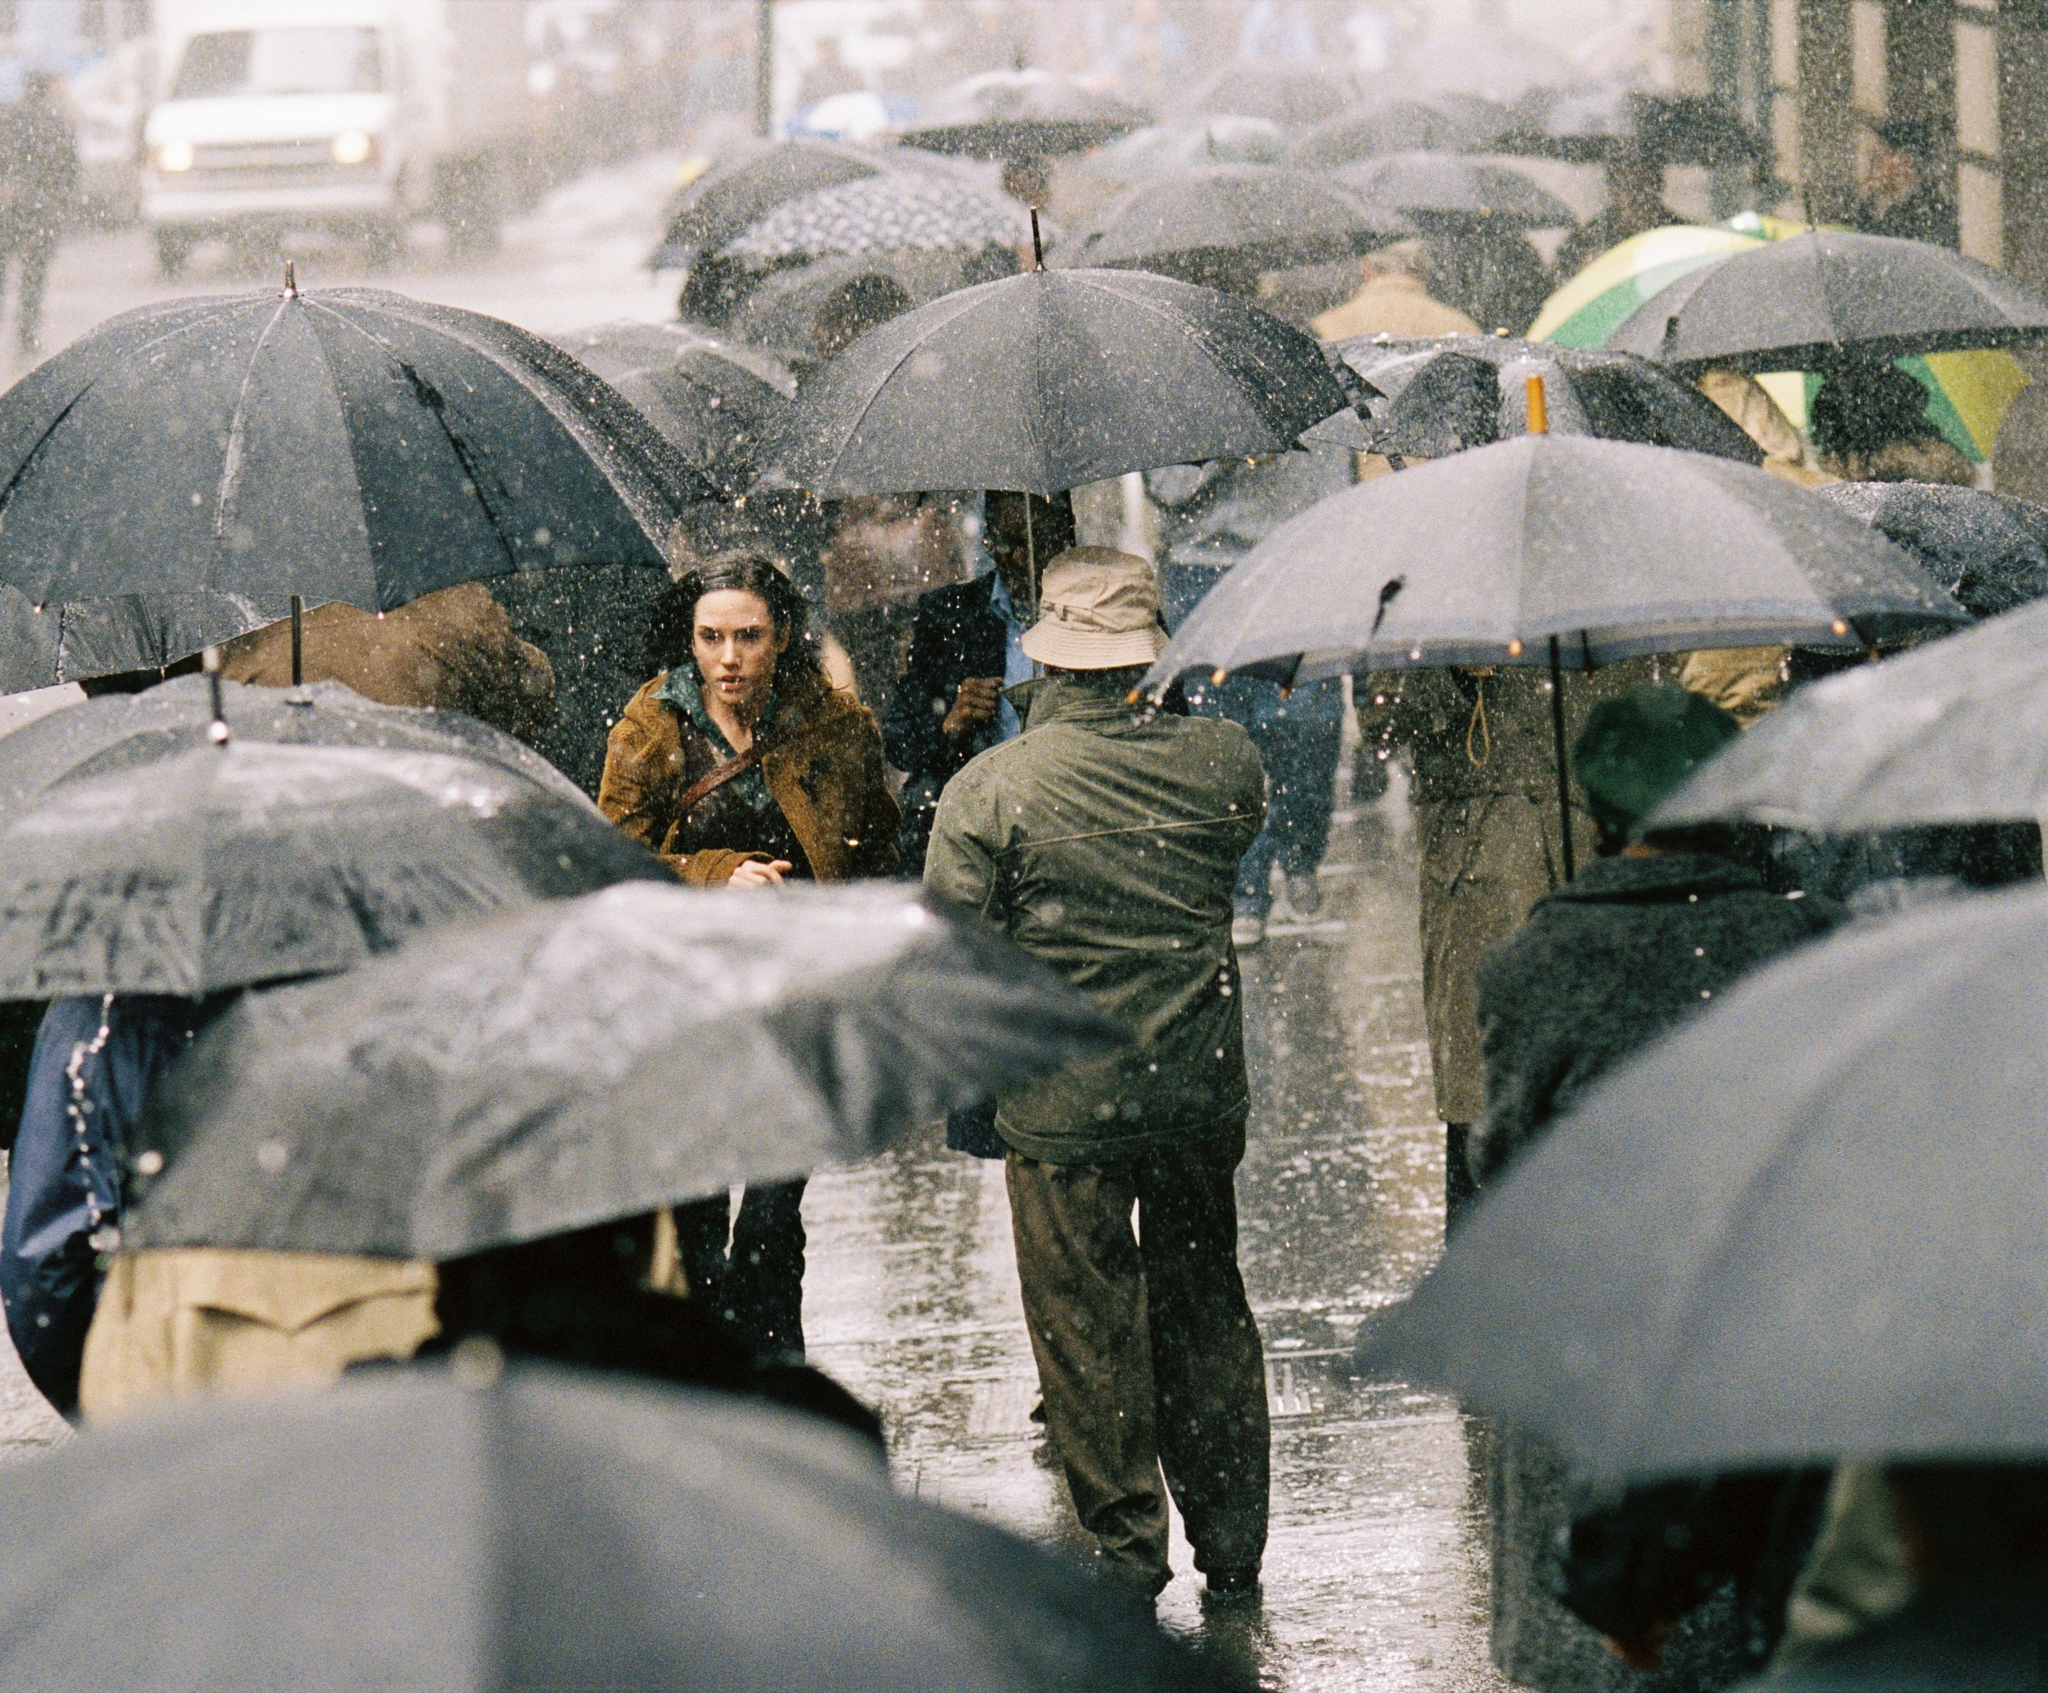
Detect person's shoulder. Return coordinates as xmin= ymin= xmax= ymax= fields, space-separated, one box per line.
xmin=914 ymin=574 xmax=994 ymax=620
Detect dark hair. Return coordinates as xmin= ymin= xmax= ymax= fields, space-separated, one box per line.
xmin=984 ymin=490 xmax=1078 ymax=557
xmin=1809 ymin=360 xmax=1935 ymax=460
xmin=812 ymin=274 xmax=914 ymax=358
xmin=643 ymin=552 xmax=825 ymax=683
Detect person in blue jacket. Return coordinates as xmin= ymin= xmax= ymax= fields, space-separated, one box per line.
xmin=1 ymin=994 xmax=232 ymax=1416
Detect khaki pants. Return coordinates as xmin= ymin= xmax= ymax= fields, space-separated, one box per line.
xmin=1005 ymin=1126 xmax=1268 ymax=1591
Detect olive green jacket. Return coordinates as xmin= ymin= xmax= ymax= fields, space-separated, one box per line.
xmin=924 ymin=673 xmax=1265 ymax=1165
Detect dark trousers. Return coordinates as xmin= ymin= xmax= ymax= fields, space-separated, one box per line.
xmin=1005 ymin=1128 xmax=1269 ymax=1591
xmin=674 ymin=1179 xmax=807 ymax=1360
xmin=2 ymin=231 xmax=54 ymax=352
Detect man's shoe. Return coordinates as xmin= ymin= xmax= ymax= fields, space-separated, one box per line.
xmin=1230 ymin=910 xmax=1266 ymax=948
xmin=1283 ymin=871 xmax=1322 ymax=917
xmin=1204 ymin=1567 xmax=1262 ymax=1600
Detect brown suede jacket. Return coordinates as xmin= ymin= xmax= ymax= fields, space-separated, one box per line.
xmin=599 ymin=665 xmax=899 ymax=886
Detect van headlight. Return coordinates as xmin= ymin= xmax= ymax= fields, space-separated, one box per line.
xmin=154 ymin=140 xmax=195 ymax=173
xmin=330 ymin=131 xmax=376 ymax=166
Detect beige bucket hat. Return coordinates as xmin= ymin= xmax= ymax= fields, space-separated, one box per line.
xmin=1018 ymin=547 xmax=1169 ymax=669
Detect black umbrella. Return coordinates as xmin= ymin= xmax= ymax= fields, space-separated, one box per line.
xmin=1290 ymin=96 xmax=1512 ymax=165
xmin=128 ymin=883 xmax=1123 ymax=1260
xmin=898 ymin=70 xmax=1150 ymax=159
xmin=0 ymin=674 xmax=590 ymax=814
xmin=0 ymin=741 xmax=664 ymax=999
xmin=1604 ymin=232 xmax=2048 ymax=372
xmin=1498 ymin=86 xmax=1758 ymax=166
xmin=1811 ymin=481 xmax=2048 ymax=619
xmin=1653 ymin=595 xmax=2048 ymax=834
xmin=1143 ymin=433 xmax=1962 ymax=876
xmin=1183 ymin=64 xmax=1356 ymax=130
xmin=1331 ymin=153 xmax=1573 ymax=228
xmin=721 ymin=172 xmax=1032 ymax=269
xmin=1306 ymin=334 xmax=1764 ymax=462
xmin=649 ymin=138 xmax=889 ymax=270
xmin=552 ymin=320 xmax=796 ymax=497
xmin=1358 ymin=882 xmax=2048 ymax=1480
xmin=1064 ymin=164 xmax=1407 ymax=278
xmin=723 ymin=251 xmax=958 ymax=355
xmin=0 ymin=284 xmax=706 ymax=693
xmin=0 ymin=1361 xmax=1219 ymax=1692
xmin=772 ymin=266 xmax=1349 ymax=498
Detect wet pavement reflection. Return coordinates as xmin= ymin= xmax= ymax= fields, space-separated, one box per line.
xmin=807 ymin=761 xmax=1510 ymax=1692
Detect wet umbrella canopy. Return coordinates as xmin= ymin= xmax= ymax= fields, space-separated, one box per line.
xmin=721 ymin=173 xmax=1032 ymax=268
xmin=0 ymin=1362 xmax=1220 ymax=1692
xmin=649 ymin=138 xmax=890 ymax=269
xmin=898 ymin=70 xmax=1150 ymax=159
xmin=1310 ymin=334 xmax=1764 ymax=461
xmin=773 ymin=266 xmax=1348 ymax=497
xmin=1604 ymin=232 xmax=2048 ymax=372
xmin=551 ymin=319 xmax=796 ymax=498
xmin=1065 ymin=164 xmax=1407 ymax=277
xmin=1331 ymin=154 xmax=1573 ymax=229
xmin=1810 ymin=480 xmax=2048 ymax=619
xmin=1143 ymin=435 xmax=1963 ymax=689
xmin=0 ymin=285 xmax=706 ymax=689
xmin=127 ymin=883 xmax=1124 ymax=1260
xmin=1290 ymin=96 xmax=1513 ymax=165
xmin=1499 ymin=87 xmax=1758 ymax=166
xmin=0 ymin=674 xmax=592 ymax=814
xmin=1652 ymin=595 xmax=2048 ymax=833
xmin=0 ymin=742 xmax=664 ymax=998
xmin=1359 ymin=883 xmax=2048 ymax=1480
xmin=1183 ymin=63 xmax=1356 ymax=131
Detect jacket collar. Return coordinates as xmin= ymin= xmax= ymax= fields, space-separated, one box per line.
xmin=1014 ymin=670 xmax=1152 ymax=733
xmin=653 ymin=663 xmax=832 ymax=755
xmin=1547 ymin=850 xmax=1765 ymax=904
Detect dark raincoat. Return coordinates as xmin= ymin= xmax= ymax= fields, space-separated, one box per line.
xmin=1 ymin=995 xmax=227 ymax=1414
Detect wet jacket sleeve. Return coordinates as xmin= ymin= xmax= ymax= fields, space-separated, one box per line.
xmin=598 ymin=683 xmax=683 ymax=859
xmin=922 ymin=770 xmax=1008 ymax=927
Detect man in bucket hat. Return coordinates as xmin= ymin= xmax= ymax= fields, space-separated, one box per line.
xmin=925 ymin=548 xmax=1272 ymax=1602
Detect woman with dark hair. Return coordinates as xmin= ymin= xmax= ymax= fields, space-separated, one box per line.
xmin=599 ymin=552 xmax=898 ymax=1358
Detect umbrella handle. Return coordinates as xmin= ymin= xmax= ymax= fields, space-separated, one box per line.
xmin=290 ymin=594 xmax=303 ymax=688
xmin=202 ymin=646 xmax=229 ymax=747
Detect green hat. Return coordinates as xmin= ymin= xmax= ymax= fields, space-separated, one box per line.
xmin=1572 ymin=684 xmax=1741 ymax=831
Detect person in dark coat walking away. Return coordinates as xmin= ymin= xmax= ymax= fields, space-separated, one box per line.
xmin=600 ymin=553 xmax=898 ymax=1361
xmin=883 ymin=491 xmax=1077 ymax=875
xmin=924 ymin=549 xmax=1271 ymax=1602
xmin=1470 ymin=683 xmax=1847 ymax=1693
xmin=0 ymin=70 xmax=77 ymax=358
xmin=1853 ymin=118 xmax=1957 ymax=250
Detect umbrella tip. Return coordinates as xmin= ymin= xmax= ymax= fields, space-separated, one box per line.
xmin=1526 ymin=372 xmax=1548 ymax=435
xmin=1030 ymin=206 xmax=1044 ymax=271
xmin=282 ymin=259 xmax=298 ymax=299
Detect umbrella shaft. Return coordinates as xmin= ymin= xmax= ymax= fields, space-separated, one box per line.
xmin=1549 ymin=635 xmax=1574 ymax=883
xmin=290 ymin=595 xmax=303 ymax=688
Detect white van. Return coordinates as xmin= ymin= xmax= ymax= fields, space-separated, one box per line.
xmin=141 ymin=0 xmax=532 ymax=275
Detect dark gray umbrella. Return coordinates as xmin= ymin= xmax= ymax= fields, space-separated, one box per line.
xmin=1604 ymin=232 xmax=2048 ymax=372
xmin=773 ymin=266 xmax=1349 ymax=498
xmin=1183 ymin=64 xmax=1356 ymax=130
xmin=721 ymin=173 xmax=1032 ymax=268
xmin=1357 ymin=883 xmax=2048 ymax=1480
xmin=898 ymin=70 xmax=1150 ymax=159
xmin=1144 ymin=435 xmax=1962 ymax=688
xmin=0 ymin=741 xmax=664 ymax=998
xmin=0 ymin=284 xmax=706 ymax=693
xmin=0 ymin=673 xmax=590 ymax=812
xmin=1653 ymin=595 xmax=2048 ymax=833
xmin=1498 ymin=86 xmax=1758 ymax=166
xmin=1307 ymin=334 xmax=1763 ymax=462
xmin=552 ymin=319 xmax=796 ymax=497
xmin=650 ymin=137 xmax=890 ymax=270
xmin=127 ymin=883 xmax=1124 ymax=1260
xmin=0 ymin=1361 xmax=1217 ymax=1692
xmin=1065 ymin=164 xmax=1407 ymax=277
xmin=1331 ymin=153 xmax=1573 ymax=228
xmin=1290 ymin=96 xmax=1512 ymax=165
xmin=1811 ymin=480 xmax=2048 ymax=619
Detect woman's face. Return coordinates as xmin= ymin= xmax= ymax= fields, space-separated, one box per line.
xmin=693 ymin=588 xmax=788 ymax=714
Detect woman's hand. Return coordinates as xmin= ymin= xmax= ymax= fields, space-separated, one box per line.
xmin=727 ymin=858 xmax=793 ymax=889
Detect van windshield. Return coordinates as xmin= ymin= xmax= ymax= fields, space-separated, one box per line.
xmin=171 ymin=27 xmax=383 ymax=100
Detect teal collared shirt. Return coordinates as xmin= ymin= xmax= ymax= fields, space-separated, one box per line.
xmin=652 ymin=667 xmax=780 ymax=810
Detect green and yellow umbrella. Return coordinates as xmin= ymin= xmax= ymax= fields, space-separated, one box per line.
xmin=1532 ymin=214 xmax=2029 ymax=463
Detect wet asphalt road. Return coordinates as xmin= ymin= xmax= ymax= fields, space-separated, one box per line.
xmin=0 ymin=153 xmax=1509 ymax=1692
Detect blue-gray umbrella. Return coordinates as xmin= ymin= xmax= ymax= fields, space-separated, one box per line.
xmin=1358 ymin=883 xmax=2048 ymax=1480
xmin=126 ymin=882 xmax=1124 ymax=1260
xmin=0 ymin=1362 xmax=1218 ymax=1692
xmin=721 ymin=173 xmax=1031 ymax=268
